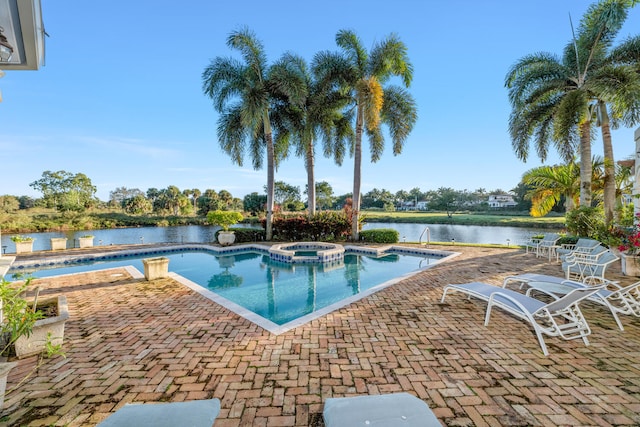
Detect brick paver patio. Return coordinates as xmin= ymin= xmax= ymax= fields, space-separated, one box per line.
xmin=2 ymin=244 xmax=640 ymax=426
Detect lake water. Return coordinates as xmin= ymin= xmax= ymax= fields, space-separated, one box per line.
xmin=0 ymin=222 xmax=557 ymax=253
xmin=363 ymin=222 xmax=558 ymax=246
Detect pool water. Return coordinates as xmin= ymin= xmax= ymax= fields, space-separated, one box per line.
xmin=9 ymin=248 xmax=444 ymax=328
xmin=294 ymin=250 xmax=318 ymax=257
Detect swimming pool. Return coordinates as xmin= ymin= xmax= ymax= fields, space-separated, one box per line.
xmin=8 ymin=244 xmax=457 ymax=333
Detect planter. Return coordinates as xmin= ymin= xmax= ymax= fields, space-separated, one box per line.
xmin=217 ymin=231 xmax=236 ymax=246
xmin=14 ymin=241 xmax=33 ymax=254
xmin=620 ymin=253 xmax=640 ymax=277
xmin=78 ymin=237 xmax=94 ymax=248
xmin=0 ymin=361 xmax=17 ymax=410
xmin=142 ymin=257 xmax=170 ymax=281
xmin=14 ymin=296 xmax=69 ymax=359
xmin=50 ymin=238 xmax=68 ymax=251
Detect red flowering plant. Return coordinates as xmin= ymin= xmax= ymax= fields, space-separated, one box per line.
xmin=614 ymin=212 xmax=640 ymax=256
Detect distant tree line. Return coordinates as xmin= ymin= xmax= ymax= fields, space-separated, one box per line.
xmin=0 ymin=170 xmax=534 ymax=217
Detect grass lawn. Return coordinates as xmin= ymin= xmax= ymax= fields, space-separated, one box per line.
xmin=362 ymin=211 xmax=565 ymax=229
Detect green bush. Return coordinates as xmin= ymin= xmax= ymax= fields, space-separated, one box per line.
xmin=224 ymin=227 xmax=265 ymax=243
xmin=556 ymin=235 xmax=577 ymax=246
xmin=359 ymin=228 xmax=399 ymax=243
xmin=207 ymin=210 xmax=244 ymax=231
xmin=565 ymin=207 xmax=604 ymax=238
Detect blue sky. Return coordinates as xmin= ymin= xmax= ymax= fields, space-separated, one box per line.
xmin=1 ymin=1 xmax=639 ymax=201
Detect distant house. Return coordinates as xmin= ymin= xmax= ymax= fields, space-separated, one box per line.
xmin=488 ymin=194 xmax=517 ymax=209
xmin=397 ymin=200 xmax=428 ymax=211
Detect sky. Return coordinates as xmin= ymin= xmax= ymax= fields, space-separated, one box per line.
xmin=1 ymin=0 xmax=639 ymax=202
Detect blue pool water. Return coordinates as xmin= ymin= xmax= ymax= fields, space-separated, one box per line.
xmin=8 ymin=247 xmax=445 ymax=327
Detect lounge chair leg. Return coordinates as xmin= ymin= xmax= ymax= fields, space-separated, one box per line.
xmin=534 ymin=329 xmax=549 ymax=356
xmin=484 ymin=303 xmax=493 ymax=326
xmin=611 ymin=311 xmax=625 ymax=331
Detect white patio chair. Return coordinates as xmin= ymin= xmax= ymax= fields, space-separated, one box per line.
xmin=522 ymin=233 xmax=561 ymax=259
xmin=441 ymin=281 xmax=604 ymax=356
xmin=503 ymin=273 xmax=640 ymax=331
xmin=535 ymin=233 xmax=561 ymax=260
xmin=555 ymin=238 xmax=602 ymax=262
xmin=562 ymin=250 xmax=619 ymax=282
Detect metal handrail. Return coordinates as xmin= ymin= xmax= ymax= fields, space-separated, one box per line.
xmin=419 ymin=226 xmax=430 ymax=246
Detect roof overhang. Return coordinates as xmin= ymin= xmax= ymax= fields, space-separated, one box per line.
xmin=0 ymin=0 xmax=45 ymax=70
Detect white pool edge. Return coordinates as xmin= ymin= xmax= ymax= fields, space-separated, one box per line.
xmin=9 ymin=243 xmax=461 ymax=335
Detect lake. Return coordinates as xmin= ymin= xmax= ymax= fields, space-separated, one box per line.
xmin=0 ymin=222 xmax=557 ymax=254
xmin=362 ymin=222 xmax=557 ymax=246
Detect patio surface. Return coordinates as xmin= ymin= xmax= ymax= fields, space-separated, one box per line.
xmin=2 ymin=244 xmax=640 ymax=426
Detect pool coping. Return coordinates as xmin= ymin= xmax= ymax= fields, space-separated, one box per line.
xmin=7 ymin=243 xmax=461 ymax=335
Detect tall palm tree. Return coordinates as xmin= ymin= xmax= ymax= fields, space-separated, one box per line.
xmin=202 ymin=28 xmax=279 ymax=240
xmin=328 ymin=30 xmax=418 ymax=240
xmin=506 ymin=0 xmax=640 ymax=219
xmin=268 ymin=52 xmax=354 ymax=217
xmin=506 ymin=49 xmax=595 ymax=209
xmin=577 ymin=0 xmax=640 ymax=225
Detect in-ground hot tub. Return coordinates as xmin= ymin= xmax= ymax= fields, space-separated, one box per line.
xmin=268 ymin=242 xmax=345 ymax=264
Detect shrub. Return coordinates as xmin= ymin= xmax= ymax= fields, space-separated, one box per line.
xmin=224 ymin=227 xmax=265 ymax=243
xmin=10 ymin=235 xmax=34 ymax=243
xmin=557 ymin=235 xmax=577 ymax=246
xmin=359 ymin=228 xmax=399 ymax=243
xmin=207 ymin=210 xmax=244 ymax=231
xmin=565 ymin=207 xmax=604 ymax=238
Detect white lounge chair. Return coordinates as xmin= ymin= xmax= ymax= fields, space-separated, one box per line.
xmin=323 ymin=392 xmax=441 ymax=427
xmin=441 ymin=281 xmax=603 ymax=356
xmin=503 ymin=273 xmax=640 ymax=331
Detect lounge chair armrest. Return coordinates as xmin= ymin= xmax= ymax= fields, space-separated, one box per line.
xmin=525 ymin=287 xmax=562 ymax=300
xmin=568 ymin=253 xmax=600 ymax=264
xmin=582 ymin=276 xmax=622 ymax=290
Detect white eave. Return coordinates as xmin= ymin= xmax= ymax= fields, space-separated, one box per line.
xmin=0 ymin=0 xmax=45 ymax=70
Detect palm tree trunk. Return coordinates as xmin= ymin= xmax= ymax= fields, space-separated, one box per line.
xmin=264 ymin=111 xmax=275 ymax=241
xmin=306 ymin=140 xmax=316 ymax=218
xmin=599 ymin=101 xmax=616 ymax=226
xmin=579 ymin=121 xmax=592 ymax=208
xmin=352 ymin=104 xmax=364 ymax=241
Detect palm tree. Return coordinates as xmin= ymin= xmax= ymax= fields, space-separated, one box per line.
xmin=202 ymin=27 xmax=279 ymax=240
xmin=523 ymin=157 xmax=607 ymax=217
xmin=523 ymin=162 xmax=581 ymax=216
xmin=506 ymin=0 xmax=640 ymax=221
xmin=506 ymin=49 xmax=595 ymax=209
xmin=615 ymin=160 xmax=634 ymax=207
xmin=268 ymin=52 xmax=354 ymax=217
xmin=327 ymin=30 xmax=417 ymax=240
xmin=577 ymin=0 xmax=640 ymax=225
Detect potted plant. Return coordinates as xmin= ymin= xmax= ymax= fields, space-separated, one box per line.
xmin=10 ymin=236 xmax=34 ymax=254
xmin=609 ymin=215 xmax=640 ymax=276
xmin=207 ymin=210 xmax=244 ymax=246
xmin=0 ymin=277 xmax=66 ymax=409
xmin=78 ymin=235 xmax=94 ymax=248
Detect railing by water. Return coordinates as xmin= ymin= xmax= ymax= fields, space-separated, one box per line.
xmin=419 ymin=226 xmax=430 ymax=246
